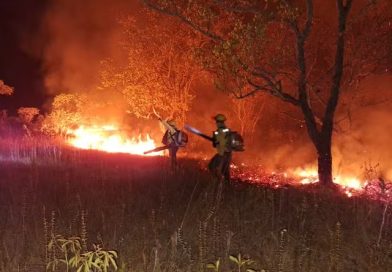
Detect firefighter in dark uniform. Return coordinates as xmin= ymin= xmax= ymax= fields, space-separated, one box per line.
xmin=208 ymin=114 xmax=232 ymax=182
xmin=159 ymin=118 xmax=180 ymax=170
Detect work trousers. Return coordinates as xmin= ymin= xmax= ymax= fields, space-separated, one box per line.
xmin=208 ymin=152 xmax=232 ymax=181
xmin=168 ymin=145 xmax=179 ymax=171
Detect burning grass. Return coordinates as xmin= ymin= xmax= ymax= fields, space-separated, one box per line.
xmin=230 ymin=163 xmax=388 ymax=200
xmin=66 ymin=124 xmax=162 ymax=156
xmin=0 ymin=138 xmax=391 ymax=271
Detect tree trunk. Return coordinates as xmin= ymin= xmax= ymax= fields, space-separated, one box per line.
xmin=316 ymin=135 xmax=333 ymax=185
xmin=301 ymin=103 xmax=334 ymax=186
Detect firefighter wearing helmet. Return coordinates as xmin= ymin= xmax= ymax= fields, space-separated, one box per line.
xmin=159 ymin=118 xmax=180 ymax=170
xmin=208 ymin=113 xmax=232 ymax=182
xmin=155 ymin=116 xmax=188 ymax=171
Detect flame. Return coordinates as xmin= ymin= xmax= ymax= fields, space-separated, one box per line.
xmin=63 ymin=126 xmax=384 ymax=199
xmin=66 ymin=125 xmax=161 ymax=156
xmin=290 ymin=166 xmax=364 ymax=196
xmin=292 ymin=167 xmax=363 ymax=189
xmin=294 ymin=168 xmax=318 ymax=185
xmin=231 ymin=163 xmax=369 ymax=198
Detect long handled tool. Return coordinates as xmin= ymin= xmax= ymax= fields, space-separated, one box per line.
xmin=145 ymin=125 xmax=211 ymax=154
xmin=184 ymin=124 xmax=214 ymax=142
xmin=143 ymin=145 xmax=170 ymax=155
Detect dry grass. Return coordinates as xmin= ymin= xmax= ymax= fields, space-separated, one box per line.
xmin=0 ymin=138 xmax=391 ymax=271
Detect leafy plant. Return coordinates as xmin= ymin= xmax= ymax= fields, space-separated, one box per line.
xmin=69 ymin=244 xmax=118 ymax=272
xmin=206 ymin=259 xmax=221 ymax=272
xmin=46 ymin=234 xmax=118 ymax=272
xmin=229 ymin=253 xmax=256 ymax=272
xmin=47 ymin=234 xmax=82 ymax=272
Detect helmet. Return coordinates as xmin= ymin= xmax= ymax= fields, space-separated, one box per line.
xmin=167 ymin=119 xmax=176 ymax=127
xmin=213 ymin=114 xmax=227 ymax=122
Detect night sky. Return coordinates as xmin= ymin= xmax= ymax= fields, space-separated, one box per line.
xmin=0 ymin=0 xmax=390 ymax=116
xmin=0 ymin=0 xmax=49 ymax=114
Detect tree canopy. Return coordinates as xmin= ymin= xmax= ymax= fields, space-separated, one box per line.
xmin=100 ymin=11 xmax=202 ymax=125
xmin=142 ymin=0 xmax=392 ymax=184
xmin=0 ymin=80 xmax=14 ymax=96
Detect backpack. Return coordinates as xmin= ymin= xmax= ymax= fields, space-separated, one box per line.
xmin=228 ymin=131 xmax=245 ymax=152
xmin=162 ymin=130 xmax=188 ymax=147
xmin=176 ymin=130 xmax=188 ymax=147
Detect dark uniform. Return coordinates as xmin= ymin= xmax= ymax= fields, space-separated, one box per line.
xmin=161 ymin=119 xmax=179 ymax=170
xmin=208 ymin=114 xmax=232 ymax=182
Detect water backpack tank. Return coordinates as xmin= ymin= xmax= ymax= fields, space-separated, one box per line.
xmin=229 ymin=131 xmax=245 ymax=151
xmin=177 ymin=130 xmax=188 ymax=147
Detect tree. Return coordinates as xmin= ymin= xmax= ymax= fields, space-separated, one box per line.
xmin=143 ymin=0 xmax=392 ymax=185
xmin=18 ymin=107 xmax=40 ymax=136
xmin=100 ymin=11 xmax=201 ymax=126
xmin=0 ymin=81 xmax=14 ymax=135
xmin=41 ymin=93 xmax=87 ymax=136
xmin=0 ymin=80 xmax=13 ymax=96
xmin=17 ymin=107 xmax=40 ymax=124
xmin=230 ymin=94 xmax=265 ymax=145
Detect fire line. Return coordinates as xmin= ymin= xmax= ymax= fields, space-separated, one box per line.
xmin=66 ymin=125 xmax=162 ymax=156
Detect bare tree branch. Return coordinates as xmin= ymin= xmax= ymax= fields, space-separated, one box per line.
xmin=247 ymin=77 xmax=300 ymax=106
xmin=212 ymin=0 xmax=263 ymax=15
xmin=290 ymin=0 xmax=321 ymax=145
xmin=142 ymin=0 xmax=224 ymax=42
xmin=302 ymin=0 xmax=314 ymax=39
xmin=231 ymin=89 xmax=259 ymax=99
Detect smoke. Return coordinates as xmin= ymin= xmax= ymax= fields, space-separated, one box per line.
xmin=332 ymin=75 xmax=392 ymax=179
xmin=335 ymin=107 xmax=392 ymax=180
xmin=38 ymin=0 xmax=392 ymax=181
xmin=41 ymin=0 xmax=137 ymax=93
xmin=185 ymin=74 xmax=392 ymax=183
xmin=250 ymin=75 xmax=392 ymax=180
xmin=39 ymin=0 xmax=147 ymax=133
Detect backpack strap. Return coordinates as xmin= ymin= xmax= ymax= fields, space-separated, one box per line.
xmin=169 ymin=129 xmax=180 ymax=146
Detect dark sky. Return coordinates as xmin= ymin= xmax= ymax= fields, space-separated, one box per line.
xmin=0 ymin=0 xmax=49 ymax=114
xmin=0 ymin=0 xmax=390 ymax=116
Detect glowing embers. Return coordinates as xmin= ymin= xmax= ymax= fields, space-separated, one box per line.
xmin=231 ymin=164 xmax=368 ymax=198
xmin=293 ymin=167 xmax=318 ymax=185
xmin=66 ymin=125 xmax=161 ymax=156
xmin=291 ymin=166 xmax=364 ymax=196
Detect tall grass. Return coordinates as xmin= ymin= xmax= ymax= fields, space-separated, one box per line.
xmin=0 ymin=138 xmax=390 ymax=271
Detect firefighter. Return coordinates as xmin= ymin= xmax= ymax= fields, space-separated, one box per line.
xmin=159 ymin=117 xmax=180 ymax=170
xmin=208 ymin=113 xmax=232 ymax=182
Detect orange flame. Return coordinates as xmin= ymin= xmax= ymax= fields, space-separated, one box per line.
xmin=291 ymin=166 xmax=364 ymax=196
xmin=66 ymin=125 xmax=161 ymax=156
